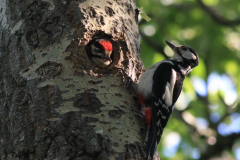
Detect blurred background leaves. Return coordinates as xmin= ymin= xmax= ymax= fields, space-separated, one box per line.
xmin=136 ymin=0 xmax=240 ymax=159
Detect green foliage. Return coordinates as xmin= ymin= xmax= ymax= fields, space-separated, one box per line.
xmin=188 ymin=100 xmax=207 ymax=118
xmin=137 ymin=0 xmax=240 ymax=159
xmin=139 ymin=7 xmax=152 ymax=22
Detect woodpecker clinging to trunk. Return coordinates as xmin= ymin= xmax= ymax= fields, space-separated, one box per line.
xmin=136 ymin=41 xmax=199 ymax=160
xmin=87 ymin=39 xmax=113 ymax=68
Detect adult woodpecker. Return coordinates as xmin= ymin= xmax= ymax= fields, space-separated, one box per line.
xmin=136 ymin=41 xmax=199 ymax=159
xmin=86 ymin=39 xmax=113 ymax=68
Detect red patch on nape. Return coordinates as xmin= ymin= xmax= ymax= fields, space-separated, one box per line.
xmin=99 ymin=40 xmax=112 ymax=51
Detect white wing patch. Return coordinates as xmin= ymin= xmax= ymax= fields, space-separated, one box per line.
xmin=137 ymin=61 xmax=174 ymax=98
xmin=162 ymin=69 xmax=177 ymax=107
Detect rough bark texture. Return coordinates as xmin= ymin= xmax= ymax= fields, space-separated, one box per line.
xmin=0 ymin=0 xmax=150 ymax=160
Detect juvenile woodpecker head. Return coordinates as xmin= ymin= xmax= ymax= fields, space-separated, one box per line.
xmin=166 ymin=41 xmax=199 ymax=68
xmin=88 ymin=39 xmax=113 ymax=68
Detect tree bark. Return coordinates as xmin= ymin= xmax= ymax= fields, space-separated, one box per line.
xmin=0 ymin=0 xmax=153 ymax=159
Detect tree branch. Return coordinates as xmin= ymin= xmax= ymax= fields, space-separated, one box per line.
xmin=199 ymin=133 xmax=240 ymax=160
xmin=196 ymin=0 xmax=240 ymax=26
xmin=139 ymin=30 xmax=169 ymax=59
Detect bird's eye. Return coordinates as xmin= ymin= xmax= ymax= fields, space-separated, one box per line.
xmin=182 ymin=46 xmax=187 ymax=51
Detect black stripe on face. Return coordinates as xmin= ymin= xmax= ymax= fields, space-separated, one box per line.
xmin=187 ymin=47 xmax=197 ymax=57
xmin=93 ymin=55 xmax=103 ymax=59
xmin=93 ymin=40 xmax=103 ymax=50
xmin=90 ymin=45 xmax=103 ymax=57
xmin=176 ymin=48 xmax=183 ymax=57
xmin=187 ymin=46 xmax=199 ymax=66
xmin=181 ymin=46 xmax=188 ymax=51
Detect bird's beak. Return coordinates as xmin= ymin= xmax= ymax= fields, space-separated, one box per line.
xmin=165 ymin=41 xmax=177 ymax=52
xmin=103 ymin=55 xmax=112 ymax=62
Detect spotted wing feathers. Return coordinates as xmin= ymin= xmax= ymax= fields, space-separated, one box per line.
xmin=152 ymin=62 xmax=176 ymax=144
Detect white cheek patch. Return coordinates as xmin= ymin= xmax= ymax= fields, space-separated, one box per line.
xmin=182 ymin=50 xmax=197 ymax=60
xmin=104 ymin=61 xmax=111 ymax=65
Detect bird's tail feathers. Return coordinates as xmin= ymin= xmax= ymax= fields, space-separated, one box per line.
xmin=146 ymin=123 xmax=157 ymax=160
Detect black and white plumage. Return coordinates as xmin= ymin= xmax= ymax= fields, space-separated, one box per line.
xmin=86 ymin=39 xmax=113 ymax=68
xmin=136 ymin=41 xmax=199 ymax=159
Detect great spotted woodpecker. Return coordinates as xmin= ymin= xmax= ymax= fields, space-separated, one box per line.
xmin=86 ymin=39 xmax=113 ymax=68
xmin=136 ymin=41 xmax=199 ymax=159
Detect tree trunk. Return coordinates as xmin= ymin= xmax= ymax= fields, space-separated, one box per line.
xmin=0 ymin=0 xmax=155 ymax=159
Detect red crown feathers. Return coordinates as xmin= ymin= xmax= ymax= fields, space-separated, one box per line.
xmin=99 ymin=40 xmax=112 ymax=51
